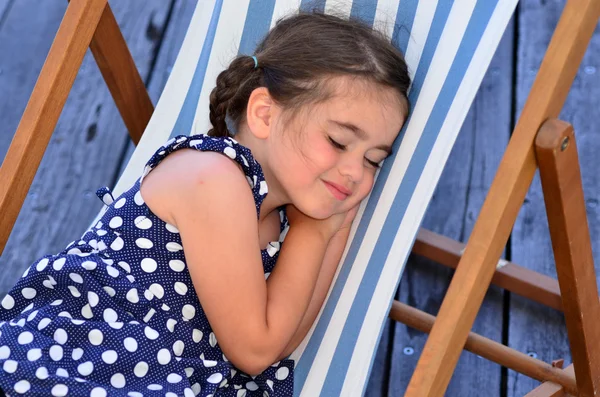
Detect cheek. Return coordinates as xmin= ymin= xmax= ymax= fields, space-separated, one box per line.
xmin=355 ymin=174 xmax=375 ymax=201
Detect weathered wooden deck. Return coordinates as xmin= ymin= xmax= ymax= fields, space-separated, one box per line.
xmin=1 ymin=1 xmax=599 ymax=396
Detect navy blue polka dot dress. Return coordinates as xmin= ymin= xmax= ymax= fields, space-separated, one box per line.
xmin=0 ymin=135 xmax=294 ymax=396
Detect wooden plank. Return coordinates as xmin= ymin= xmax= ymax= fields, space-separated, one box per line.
xmin=525 ymin=366 xmax=575 ymax=397
xmin=0 ymin=0 xmax=173 ymax=295
xmin=509 ymin=1 xmax=600 ymax=395
xmin=407 ymin=0 xmax=600 ymax=394
xmin=0 ymin=0 xmax=108 ymax=255
xmin=384 ymin=20 xmax=515 ymax=397
xmin=536 ymin=119 xmax=600 ymax=395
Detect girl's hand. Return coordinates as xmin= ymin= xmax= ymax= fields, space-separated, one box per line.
xmin=286 ymin=204 xmax=359 ymax=241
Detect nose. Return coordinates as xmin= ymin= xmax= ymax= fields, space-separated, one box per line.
xmin=339 ymin=153 xmax=364 ymax=183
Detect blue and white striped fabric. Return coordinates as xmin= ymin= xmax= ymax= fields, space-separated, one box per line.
xmin=110 ymin=1 xmax=517 ymax=395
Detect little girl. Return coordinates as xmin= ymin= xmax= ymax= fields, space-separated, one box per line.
xmin=0 ymin=10 xmax=409 ymax=397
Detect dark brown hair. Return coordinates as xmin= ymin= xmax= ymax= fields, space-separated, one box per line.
xmin=208 ymin=10 xmax=411 ymax=137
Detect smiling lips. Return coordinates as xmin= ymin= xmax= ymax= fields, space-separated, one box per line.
xmin=323 ymin=180 xmax=352 ymax=200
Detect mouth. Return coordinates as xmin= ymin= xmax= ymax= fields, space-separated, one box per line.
xmin=323 ymin=180 xmax=351 ymax=201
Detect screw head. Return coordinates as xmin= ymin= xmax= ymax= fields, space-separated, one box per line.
xmin=561 ymin=137 xmax=569 ymax=151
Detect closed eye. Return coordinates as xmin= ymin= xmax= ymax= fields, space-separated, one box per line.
xmin=328 ymin=136 xmax=346 ymax=150
xmin=365 ymin=159 xmax=381 ymax=168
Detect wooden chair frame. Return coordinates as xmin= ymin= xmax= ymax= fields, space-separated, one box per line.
xmin=1 ymin=0 xmax=599 ymax=395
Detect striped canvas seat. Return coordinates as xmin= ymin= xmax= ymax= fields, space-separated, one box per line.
xmin=107 ymin=0 xmax=518 ymax=395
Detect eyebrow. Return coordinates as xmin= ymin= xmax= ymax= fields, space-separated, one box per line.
xmin=330 ymin=120 xmax=393 ymax=155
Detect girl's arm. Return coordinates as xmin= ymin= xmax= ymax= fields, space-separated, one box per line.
xmin=141 ymin=149 xmax=343 ymax=376
xmin=276 ymin=224 xmax=351 ymax=360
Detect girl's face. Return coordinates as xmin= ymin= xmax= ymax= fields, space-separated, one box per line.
xmin=268 ymin=78 xmax=407 ymax=219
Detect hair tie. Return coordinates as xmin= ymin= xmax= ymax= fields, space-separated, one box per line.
xmin=251 ymin=55 xmax=258 ymax=69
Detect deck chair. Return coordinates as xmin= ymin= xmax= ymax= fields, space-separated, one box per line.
xmin=1 ymin=0 xmax=599 ymax=395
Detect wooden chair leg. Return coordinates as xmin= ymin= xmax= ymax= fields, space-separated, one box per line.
xmin=525 ymin=366 xmax=575 ymax=397
xmin=405 ymin=1 xmax=600 ymax=395
xmin=0 ymin=0 xmax=107 ymax=256
xmin=89 ymin=3 xmax=154 ymax=145
xmin=535 ymin=119 xmax=600 ymax=396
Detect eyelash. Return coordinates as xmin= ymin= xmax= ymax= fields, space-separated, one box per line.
xmin=328 ymin=137 xmax=381 ymax=168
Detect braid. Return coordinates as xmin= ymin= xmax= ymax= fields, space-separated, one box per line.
xmin=208 ymin=56 xmax=258 ymax=137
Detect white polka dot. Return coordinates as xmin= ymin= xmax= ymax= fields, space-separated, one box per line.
xmin=259 ymin=180 xmax=268 ymax=195
xmin=87 ymin=291 xmax=99 ymax=307
xmin=72 ymin=320 xmax=85 ymax=326
xmin=111 ymin=373 xmax=126 ymax=388
xmin=81 ymin=304 xmax=94 ymax=319
xmin=114 ymin=198 xmax=126 ymax=209
xmin=103 ymin=286 xmax=116 ymax=297
xmin=147 ymin=384 xmax=163 ymax=391
xmin=3 ymin=359 xmax=17 ymax=373
xmin=68 ymin=286 xmax=81 ymax=298
xmin=144 ymin=289 xmax=154 ymax=300
xmin=174 ymin=282 xmax=188 ymax=295
xmin=109 ymin=321 xmax=123 ymax=330
xmin=224 ymin=146 xmax=237 ymax=159
xmin=52 ymin=300 xmax=63 ymax=307
xmin=207 ymin=373 xmax=223 ymax=384
xmin=173 ymin=340 xmax=185 ymax=356
xmin=166 ymin=223 xmax=179 ymax=233
xmin=144 ymin=326 xmax=159 ymax=340
xmin=88 ymin=329 xmax=103 ymax=345
xmin=237 ymin=390 xmax=247 ymax=397
xmin=54 ymin=329 xmax=68 ymax=344
xmin=185 ymin=367 xmax=194 ymax=378
xmin=134 ymin=191 xmax=144 ymax=205
xmin=103 ymin=308 xmax=118 ymax=322
xmin=58 ymin=311 xmax=72 ymax=319
xmin=166 ymin=319 xmax=177 ymax=332
xmin=166 ymin=242 xmax=183 ymax=252
xmin=203 ymin=359 xmax=217 ymax=367
xmin=90 ymin=387 xmax=107 ymax=397
xmin=49 ymin=345 xmax=63 ymax=361
xmin=109 ymin=216 xmax=123 ymax=229
xmin=128 ymin=393 xmax=143 ymax=397
xmin=191 ymin=383 xmax=201 ymax=395
xmin=167 ymin=373 xmax=182 ymax=383
xmin=166 ymin=393 xmax=178 ymax=397
xmin=111 ymin=237 xmax=124 ymax=251
xmin=77 ymin=361 xmax=94 ymax=376
xmin=209 ymin=332 xmax=217 ymax=347
xmin=135 ymin=217 xmax=153 ymax=229
xmin=18 ymin=331 xmax=33 ymax=345
xmin=157 ymin=348 xmax=171 ymax=365
xmin=26 ymin=309 xmax=38 ymax=321
xmin=51 ymin=384 xmax=69 ymax=397
xmin=72 ymin=348 xmax=84 ymax=360
xmin=169 ymin=260 xmax=185 ymax=272
xmin=276 ymin=367 xmax=289 ymax=380
xmin=36 ymin=366 xmax=48 ymax=380
xmin=27 ymin=348 xmax=42 ymax=361
xmin=136 ymin=238 xmax=153 ymax=249
xmin=2 ymin=295 xmax=15 ymax=309
xmin=192 ymin=329 xmax=203 ymax=343
xmin=106 ymin=266 xmax=120 ymax=278
xmin=102 ymin=350 xmax=118 ymax=364
xmin=266 ymin=379 xmax=274 ymax=390
xmin=36 ymin=258 xmax=49 ymax=271
xmin=69 ymin=273 xmax=83 ymax=284
xmin=246 ymin=381 xmax=259 ymax=391
xmin=118 ymin=261 xmax=131 ymax=273
xmin=123 ymin=337 xmax=138 ymax=352
xmin=141 ymin=258 xmax=157 ymax=273
xmin=182 ymin=305 xmax=195 ymax=320
xmin=38 ymin=318 xmax=51 ymax=330
xmin=149 ymin=283 xmax=164 ymax=299
xmin=14 ymin=379 xmax=30 ymax=394
xmin=126 ymin=288 xmax=139 ymax=303
xmin=82 ymin=261 xmax=97 ymax=271
xmin=53 ymin=257 xmax=66 ymax=270
xmin=134 ymin=361 xmax=148 ymax=377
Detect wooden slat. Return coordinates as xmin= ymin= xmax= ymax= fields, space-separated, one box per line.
xmin=389 ymin=301 xmax=578 ymax=395
xmin=89 ymin=3 xmax=154 ymax=145
xmin=385 ymin=22 xmax=515 ymax=396
xmin=413 ymin=228 xmax=563 ymax=311
xmin=536 ymin=119 xmax=600 ymax=396
xmin=0 ymin=0 xmax=107 ymax=255
xmin=525 ymin=366 xmax=575 ymax=397
xmin=405 ymin=1 xmax=600 ymax=395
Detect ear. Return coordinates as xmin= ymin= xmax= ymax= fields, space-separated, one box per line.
xmin=246 ymin=87 xmax=275 ymax=139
